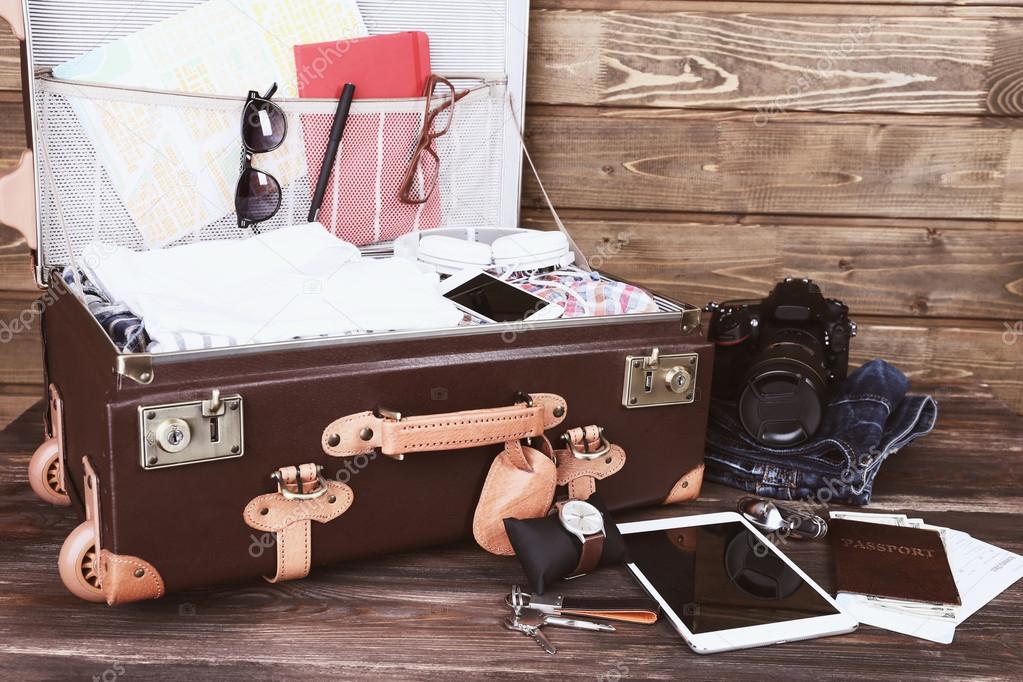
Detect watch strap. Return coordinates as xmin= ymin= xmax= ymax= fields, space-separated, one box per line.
xmin=571 ymin=532 xmax=605 ymax=577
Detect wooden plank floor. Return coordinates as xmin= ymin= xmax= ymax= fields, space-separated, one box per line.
xmin=0 ymin=380 xmax=1020 ymax=681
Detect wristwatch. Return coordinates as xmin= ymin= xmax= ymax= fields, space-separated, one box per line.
xmin=557 ymin=500 xmax=606 ymax=577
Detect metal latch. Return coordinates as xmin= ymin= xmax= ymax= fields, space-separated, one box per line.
xmin=622 ymin=349 xmax=699 ymax=408
xmin=272 ymin=465 xmax=330 ymax=501
xmin=139 ymin=391 xmax=244 ymax=470
xmin=561 ymin=427 xmax=612 ymax=461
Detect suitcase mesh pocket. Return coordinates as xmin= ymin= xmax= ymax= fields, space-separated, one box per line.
xmin=33 ymin=75 xmax=506 ymax=268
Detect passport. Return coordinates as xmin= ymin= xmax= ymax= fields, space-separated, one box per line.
xmin=830 ymin=519 xmax=961 ymax=605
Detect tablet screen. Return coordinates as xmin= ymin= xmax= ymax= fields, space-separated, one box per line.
xmin=624 ymin=521 xmax=838 ymax=634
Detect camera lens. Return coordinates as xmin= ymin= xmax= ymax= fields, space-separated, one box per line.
xmin=737 ymin=330 xmax=828 ymax=447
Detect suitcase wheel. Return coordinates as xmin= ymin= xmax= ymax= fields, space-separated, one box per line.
xmin=28 ymin=438 xmax=71 ymax=507
xmin=58 ymin=522 xmax=105 ymax=602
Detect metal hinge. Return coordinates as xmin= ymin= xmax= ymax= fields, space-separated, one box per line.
xmin=139 ymin=391 xmax=244 ymax=470
xmin=622 ymin=348 xmax=699 ymax=408
xmin=116 ymin=354 xmax=155 ymax=385
xmin=680 ymin=308 xmax=702 ymax=335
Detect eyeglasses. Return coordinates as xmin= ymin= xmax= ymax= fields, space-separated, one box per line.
xmin=236 ymin=83 xmax=287 ymax=230
xmin=399 ymin=76 xmax=469 ymax=205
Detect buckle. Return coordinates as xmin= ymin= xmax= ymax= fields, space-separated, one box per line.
xmin=377 ymin=407 xmax=403 ymax=422
xmin=375 ymin=408 xmax=405 ymax=461
xmin=272 ymin=466 xmax=330 ymax=501
xmin=513 ymin=392 xmax=534 ymax=408
xmin=511 ymin=393 xmax=538 ymax=447
xmin=562 ymin=427 xmax=612 ymax=461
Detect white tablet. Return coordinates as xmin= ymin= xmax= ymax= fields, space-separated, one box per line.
xmin=618 ymin=512 xmax=857 ymax=654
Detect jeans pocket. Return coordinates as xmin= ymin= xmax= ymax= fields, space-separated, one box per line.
xmin=881 ymin=395 xmax=939 ymax=454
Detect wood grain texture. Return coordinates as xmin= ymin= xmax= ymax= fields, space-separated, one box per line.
xmin=0 ymin=294 xmax=43 ymax=385
xmin=0 ymin=100 xmax=32 ymax=293
xmin=524 ymin=210 xmax=1023 ymax=319
xmin=529 ymin=10 xmax=1023 ymax=115
xmin=0 ymin=383 xmax=39 ymax=430
xmin=535 ymin=1 xmax=1023 ymax=16
xmin=0 ymin=32 xmax=18 ymax=93
xmin=0 ymin=383 xmax=1020 ymax=680
xmin=523 ymin=107 xmax=1023 ymax=221
xmin=526 ymin=209 xmax=1023 ymax=413
xmin=0 ymin=102 xmax=26 ymax=170
xmin=852 ymin=317 xmax=1023 ymax=417
xmin=0 ymin=226 xmax=33 ymax=292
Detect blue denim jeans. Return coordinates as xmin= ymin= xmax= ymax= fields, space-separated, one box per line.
xmin=704 ymin=359 xmax=938 ymax=506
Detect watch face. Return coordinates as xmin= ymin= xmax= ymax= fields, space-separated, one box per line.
xmin=560 ymin=500 xmax=604 ymax=535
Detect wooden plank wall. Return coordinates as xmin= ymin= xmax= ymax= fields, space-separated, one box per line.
xmin=0 ymin=0 xmax=1022 ymax=414
xmin=523 ymin=0 xmax=1023 ymax=413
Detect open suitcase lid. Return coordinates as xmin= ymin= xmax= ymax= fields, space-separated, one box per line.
xmin=0 ymin=0 xmax=701 ymax=382
xmin=1 ymin=0 xmax=532 ymax=286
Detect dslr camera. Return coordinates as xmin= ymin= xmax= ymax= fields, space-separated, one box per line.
xmin=706 ymin=279 xmax=856 ymax=448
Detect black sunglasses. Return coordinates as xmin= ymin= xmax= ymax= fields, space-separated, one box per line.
xmin=236 ymin=83 xmax=287 ymax=230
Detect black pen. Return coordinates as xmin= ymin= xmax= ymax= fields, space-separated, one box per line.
xmin=308 ymin=82 xmax=357 ymax=223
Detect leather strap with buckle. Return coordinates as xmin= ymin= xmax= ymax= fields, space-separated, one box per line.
xmin=243 ymin=465 xmax=354 ymax=583
xmin=555 ymin=426 xmax=626 ymax=501
xmin=272 ymin=463 xmax=331 ymax=501
xmin=562 ymin=426 xmax=611 ymax=460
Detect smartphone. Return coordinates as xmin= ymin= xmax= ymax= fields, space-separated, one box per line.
xmin=439 ymin=270 xmax=564 ymax=323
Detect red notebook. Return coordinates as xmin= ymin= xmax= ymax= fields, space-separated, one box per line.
xmin=295 ymin=31 xmax=432 ymax=100
xmin=294 ymin=32 xmax=441 ymax=245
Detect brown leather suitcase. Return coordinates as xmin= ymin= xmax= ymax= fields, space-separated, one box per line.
xmin=2 ymin=1 xmax=712 ymax=605
xmin=39 ymin=283 xmax=711 ymax=603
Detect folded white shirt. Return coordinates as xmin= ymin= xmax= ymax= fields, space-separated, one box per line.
xmin=81 ymin=223 xmax=464 ymax=352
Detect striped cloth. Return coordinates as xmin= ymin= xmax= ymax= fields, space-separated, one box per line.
xmin=508 ymin=269 xmax=660 ymax=318
xmin=62 ymin=268 xmax=150 ymax=353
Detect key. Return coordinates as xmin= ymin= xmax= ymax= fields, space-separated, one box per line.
xmin=503 ymin=617 xmax=557 ymax=655
xmin=526 ymin=624 xmax=557 ymax=655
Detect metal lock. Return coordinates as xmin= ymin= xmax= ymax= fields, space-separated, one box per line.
xmin=155 ymin=418 xmax=191 ymax=453
xmin=622 ymin=348 xmax=699 ymax=408
xmin=664 ymin=366 xmax=693 ymax=395
xmin=139 ymin=391 xmax=244 ymax=470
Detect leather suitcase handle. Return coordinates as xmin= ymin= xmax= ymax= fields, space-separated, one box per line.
xmin=322 ymin=393 xmax=567 ymax=459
